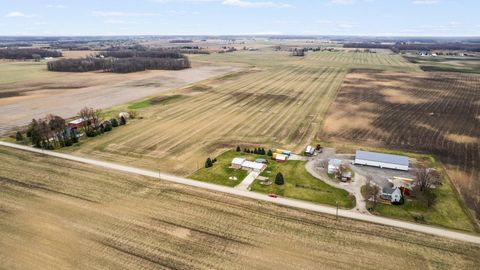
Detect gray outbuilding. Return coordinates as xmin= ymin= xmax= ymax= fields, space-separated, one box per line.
xmin=354 ymin=150 xmax=409 ymax=171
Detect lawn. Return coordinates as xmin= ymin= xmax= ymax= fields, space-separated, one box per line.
xmin=251 ymin=158 xmax=355 ymax=209
xmin=191 ymin=150 xmax=355 ymax=208
xmin=371 ymin=173 xmax=478 ymax=232
xmin=190 ymin=150 xmax=250 ymax=187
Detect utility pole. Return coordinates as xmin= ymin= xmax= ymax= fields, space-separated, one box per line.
xmin=336 ymin=201 xmax=339 ymax=221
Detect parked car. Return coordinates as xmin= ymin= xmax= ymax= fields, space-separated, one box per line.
xmin=268 ymin=193 xmax=278 ymax=198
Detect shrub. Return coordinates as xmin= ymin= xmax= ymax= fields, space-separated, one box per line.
xmin=110 ymin=118 xmax=119 ymax=127
xmin=275 ymin=173 xmax=285 ymax=185
xmin=267 ymin=149 xmax=273 ymax=156
xmin=205 ymin=158 xmax=213 ymax=168
xmin=65 ymin=139 xmax=73 ymax=147
xmin=15 ymin=131 xmax=23 ymax=142
xmin=104 ymin=122 xmax=113 ymax=132
xmin=120 ymin=116 xmax=126 ymax=125
xmin=86 ymin=130 xmax=96 ymax=137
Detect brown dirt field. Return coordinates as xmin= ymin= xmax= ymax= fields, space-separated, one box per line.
xmin=61 ymin=50 xmax=98 ymax=58
xmin=0 ymin=62 xmax=239 ymax=135
xmin=1 ymin=146 xmax=479 ymax=269
xmin=319 ymin=69 xmax=480 ymax=219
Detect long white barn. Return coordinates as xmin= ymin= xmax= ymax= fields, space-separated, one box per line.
xmin=354 ymin=150 xmax=409 ymax=171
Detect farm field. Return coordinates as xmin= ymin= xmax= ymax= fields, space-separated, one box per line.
xmin=403 ymin=55 xmax=480 ymax=74
xmin=64 ymin=50 xmax=418 ymax=177
xmin=319 ymin=69 xmax=480 ymax=220
xmin=1 ymin=146 xmax=479 ymax=269
xmin=0 ymin=60 xmax=238 ymax=136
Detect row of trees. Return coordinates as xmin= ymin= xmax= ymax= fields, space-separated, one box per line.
xmin=0 ymin=48 xmax=62 ymax=60
xmin=47 ymin=56 xmax=191 ymax=73
xmin=24 ymin=115 xmax=77 ymax=149
xmin=101 ymin=50 xmax=185 ymax=59
xmin=238 ymin=146 xmax=269 ymax=156
xmin=343 ymin=42 xmax=480 ymax=52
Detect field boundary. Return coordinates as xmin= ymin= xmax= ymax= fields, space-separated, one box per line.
xmin=1 ymin=141 xmax=479 ymax=244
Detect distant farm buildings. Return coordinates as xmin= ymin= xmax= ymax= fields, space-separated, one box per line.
xmin=354 ymin=150 xmax=409 ymax=171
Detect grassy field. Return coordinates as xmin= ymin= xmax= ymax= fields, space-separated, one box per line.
xmin=64 ymin=50 xmax=418 ymax=177
xmin=403 ymin=55 xmax=480 ymax=73
xmin=190 ymin=150 xmax=355 ymax=208
xmin=0 ymin=61 xmax=55 ymax=85
xmin=1 ymin=146 xmax=479 ymax=269
xmin=190 ymin=150 xmax=249 ymax=187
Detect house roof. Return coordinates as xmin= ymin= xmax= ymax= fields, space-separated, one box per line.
xmin=69 ymin=118 xmax=85 ymax=124
xmin=275 ymin=154 xmax=288 ymax=161
xmin=356 ymin=150 xmax=409 ymax=166
xmin=232 ymin=157 xmax=246 ymax=165
xmin=328 ymin=159 xmax=342 ymax=167
xmin=242 ymin=161 xmax=266 ymax=170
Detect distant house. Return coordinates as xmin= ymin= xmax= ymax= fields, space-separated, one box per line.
xmin=381 ymin=187 xmax=402 ymax=203
xmin=304 ymin=145 xmax=315 ymax=156
xmin=354 ymin=150 xmax=409 ymax=171
xmin=68 ymin=118 xmax=86 ymax=128
xmin=231 ymin=157 xmax=246 ymax=169
xmin=273 ymin=153 xmax=288 ymax=162
xmin=242 ymin=161 xmax=267 ymax=172
xmin=328 ymin=159 xmax=342 ymax=174
xmin=231 ymin=158 xmax=266 ymax=172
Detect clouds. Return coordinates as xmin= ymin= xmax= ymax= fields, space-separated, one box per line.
xmin=92 ymin=11 xmax=159 ymax=17
xmin=412 ymin=0 xmax=438 ymax=4
xmin=5 ymin=12 xmax=37 ymax=18
xmin=222 ymin=0 xmax=291 ymax=8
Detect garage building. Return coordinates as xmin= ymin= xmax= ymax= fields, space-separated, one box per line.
xmin=354 ymin=150 xmax=409 ymax=171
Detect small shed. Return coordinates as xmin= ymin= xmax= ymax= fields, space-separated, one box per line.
xmin=255 ymin=158 xmax=268 ymax=164
xmin=273 ymin=154 xmax=288 ymax=162
xmin=328 ymin=159 xmax=342 ymax=174
xmin=231 ymin=157 xmax=246 ymax=169
xmin=305 ymin=145 xmax=315 ymax=156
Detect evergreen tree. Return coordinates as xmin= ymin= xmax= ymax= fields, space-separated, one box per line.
xmin=15 ymin=131 xmax=23 ymax=142
xmin=261 ymin=148 xmax=266 ymax=155
xmin=275 ymin=172 xmax=285 ymax=185
xmin=267 ymin=149 xmax=273 ymax=156
xmin=236 ymin=146 xmax=241 ymax=152
xmin=205 ymin=157 xmax=213 ymax=168
xmin=254 ymin=148 xmax=258 ymax=154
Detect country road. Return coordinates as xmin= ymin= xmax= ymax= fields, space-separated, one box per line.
xmin=1 ymin=141 xmax=479 ymax=245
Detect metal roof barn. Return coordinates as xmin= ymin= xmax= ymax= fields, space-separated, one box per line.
xmin=355 ymin=150 xmax=409 ymax=171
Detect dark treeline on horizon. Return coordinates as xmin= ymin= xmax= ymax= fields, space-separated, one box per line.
xmin=0 ymin=48 xmax=62 ymax=59
xmin=47 ymin=55 xmax=191 ymax=73
xmin=344 ymin=43 xmax=480 ymax=52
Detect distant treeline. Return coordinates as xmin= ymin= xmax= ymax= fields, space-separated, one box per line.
xmin=169 ymin=40 xmax=193 ymax=43
xmin=47 ymin=56 xmax=191 ymax=73
xmin=101 ymin=50 xmax=185 ymax=59
xmin=344 ymin=43 xmax=480 ymax=52
xmin=0 ymin=48 xmax=62 ymax=59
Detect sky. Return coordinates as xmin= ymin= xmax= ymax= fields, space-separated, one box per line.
xmin=0 ymin=0 xmax=479 ymax=36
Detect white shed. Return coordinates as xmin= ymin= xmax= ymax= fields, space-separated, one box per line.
xmin=328 ymin=159 xmax=342 ymax=174
xmin=355 ymin=150 xmax=409 ymax=171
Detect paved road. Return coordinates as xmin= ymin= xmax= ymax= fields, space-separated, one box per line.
xmin=1 ymin=141 xmax=479 ymax=245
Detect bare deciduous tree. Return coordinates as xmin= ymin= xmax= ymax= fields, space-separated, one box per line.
xmin=415 ymin=167 xmax=442 ymax=192
xmin=365 ymin=175 xmax=380 ymax=210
